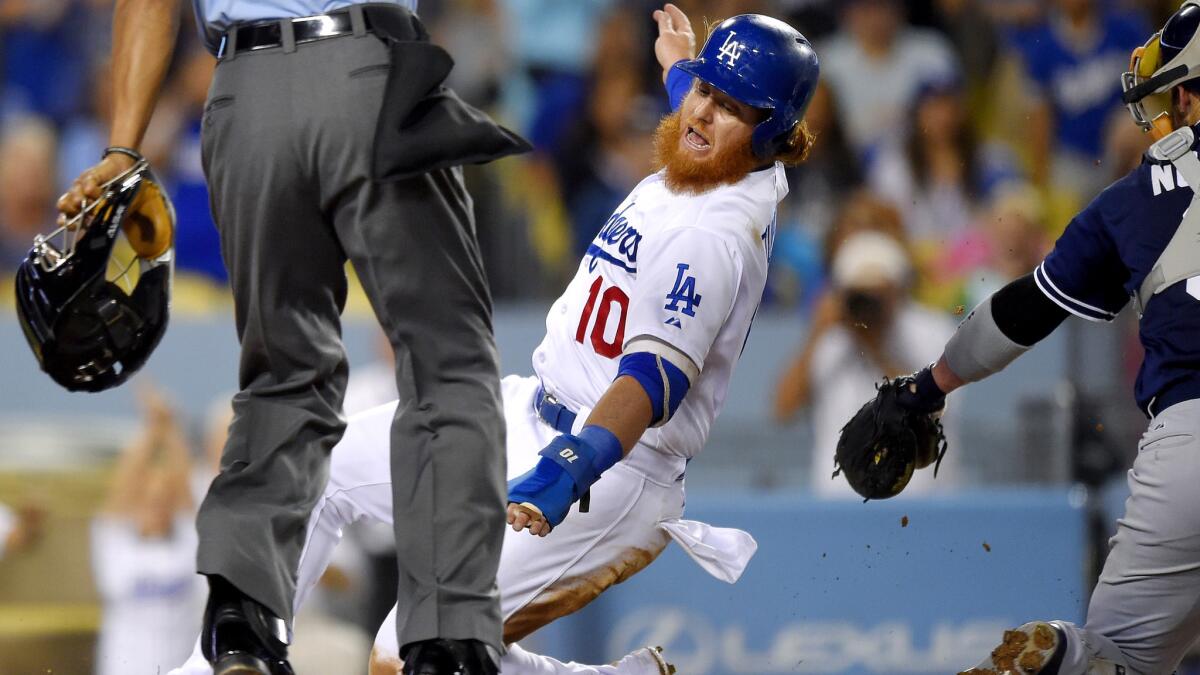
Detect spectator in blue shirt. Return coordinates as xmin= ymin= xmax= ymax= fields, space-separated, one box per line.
xmin=0 ymin=1 xmax=89 ymax=125
xmin=1008 ymin=0 xmax=1147 ymax=199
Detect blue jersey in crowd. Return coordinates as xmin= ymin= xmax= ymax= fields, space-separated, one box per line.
xmin=1034 ymin=125 xmax=1200 ymax=417
xmin=1010 ymin=12 xmax=1146 ymax=160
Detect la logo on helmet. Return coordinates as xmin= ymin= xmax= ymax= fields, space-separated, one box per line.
xmin=716 ymin=31 xmax=745 ymax=66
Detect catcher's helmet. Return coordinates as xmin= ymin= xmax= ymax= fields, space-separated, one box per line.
xmin=674 ymin=14 xmax=819 ymax=158
xmin=15 ymin=161 xmax=175 ymax=392
xmin=1123 ymin=1 xmax=1200 ymax=137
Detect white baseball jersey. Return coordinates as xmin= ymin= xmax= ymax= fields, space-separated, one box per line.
xmin=534 ymin=162 xmax=788 ymax=461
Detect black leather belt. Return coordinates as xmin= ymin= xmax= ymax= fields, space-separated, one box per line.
xmin=218 ymin=9 xmax=374 ymax=59
xmin=534 ymin=387 xmax=577 ymax=435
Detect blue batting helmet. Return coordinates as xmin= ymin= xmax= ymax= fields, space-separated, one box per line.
xmin=675 ymin=14 xmax=820 ymax=158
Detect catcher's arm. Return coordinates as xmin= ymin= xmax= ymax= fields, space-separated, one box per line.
xmin=905 ymin=273 xmax=1069 ymax=412
xmin=835 ymin=274 xmax=1069 ymax=500
xmin=57 ymin=0 xmax=179 ymax=222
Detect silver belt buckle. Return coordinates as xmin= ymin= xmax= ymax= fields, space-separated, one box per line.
xmin=294 ymin=14 xmax=342 ymax=38
xmin=537 ymin=389 xmax=561 ymax=427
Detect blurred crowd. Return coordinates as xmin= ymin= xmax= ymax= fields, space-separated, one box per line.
xmin=0 ymin=0 xmax=1179 ymax=308
xmin=0 ymin=0 xmax=1169 ymax=526
xmin=82 ymin=372 xmax=398 ymax=674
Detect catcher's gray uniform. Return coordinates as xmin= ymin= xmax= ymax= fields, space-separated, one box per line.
xmin=1030 ymin=127 xmax=1200 ymax=675
xmin=958 ymin=125 xmax=1200 ymax=675
xmin=1053 ymin=398 xmax=1200 ymax=674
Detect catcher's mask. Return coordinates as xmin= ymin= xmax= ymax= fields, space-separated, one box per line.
xmin=1123 ymin=0 xmax=1200 ymax=139
xmin=15 ymin=161 xmax=175 ymax=392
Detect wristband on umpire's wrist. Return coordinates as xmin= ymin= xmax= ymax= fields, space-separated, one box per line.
xmin=103 ymin=146 xmax=145 ymax=164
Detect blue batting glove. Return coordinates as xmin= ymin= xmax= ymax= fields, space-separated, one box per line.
xmin=507 ymin=427 xmax=624 ymax=530
xmin=507 ymin=456 xmax=578 ymax=528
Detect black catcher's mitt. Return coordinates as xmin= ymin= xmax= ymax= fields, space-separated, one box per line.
xmin=833 ymin=375 xmax=948 ymax=501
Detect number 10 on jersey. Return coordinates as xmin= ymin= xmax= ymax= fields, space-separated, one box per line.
xmin=575 ymin=276 xmax=629 ymax=358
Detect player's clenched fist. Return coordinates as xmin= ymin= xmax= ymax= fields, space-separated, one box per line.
xmin=653 ymin=3 xmax=696 ymax=82
xmin=506 ymin=428 xmax=623 ymax=536
xmin=506 ymin=502 xmax=552 ymax=537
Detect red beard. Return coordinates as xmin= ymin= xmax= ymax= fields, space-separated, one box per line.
xmin=652 ymin=110 xmax=762 ymax=195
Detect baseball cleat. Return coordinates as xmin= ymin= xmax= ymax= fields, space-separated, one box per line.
xmin=610 ymin=646 xmax=676 ymax=674
xmin=959 ymin=621 xmax=1064 ymax=675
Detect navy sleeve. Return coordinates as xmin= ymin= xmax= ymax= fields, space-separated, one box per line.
xmin=1034 ymin=191 xmax=1130 ymax=322
xmin=666 ymin=63 xmax=692 ymax=112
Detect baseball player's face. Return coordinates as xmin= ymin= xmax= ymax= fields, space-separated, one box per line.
xmin=677 ymin=81 xmax=759 ymax=163
xmin=652 ymin=80 xmax=764 ymax=194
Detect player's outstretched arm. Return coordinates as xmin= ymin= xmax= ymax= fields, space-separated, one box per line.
xmin=653 ymin=3 xmax=696 ymax=83
xmin=897 ymin=273 xmax=1069 ymax=414
xmin=653 ymin=3 xmax=697 ymax=111
xmin=834 ymin=274 xmax=1069 ymax=500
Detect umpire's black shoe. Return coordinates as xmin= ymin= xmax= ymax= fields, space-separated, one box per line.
xmin=401 ymin=638 xmax=499 ymax=675
xmin=201 ymin=576 xmax=294 ymax=675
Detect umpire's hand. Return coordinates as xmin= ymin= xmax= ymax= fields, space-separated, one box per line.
xmin=56 ymin=153 xmax=138 ymax=226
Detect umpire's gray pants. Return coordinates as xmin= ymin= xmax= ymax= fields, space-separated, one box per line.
xmin=1054 ymin=397 xmax=1200 ymax=674
xmin=196 ymin=31 xmax=506 ymax=652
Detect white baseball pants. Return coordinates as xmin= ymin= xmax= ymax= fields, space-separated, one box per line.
xmin=172 ymin=375 xmax=755 ymax=674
